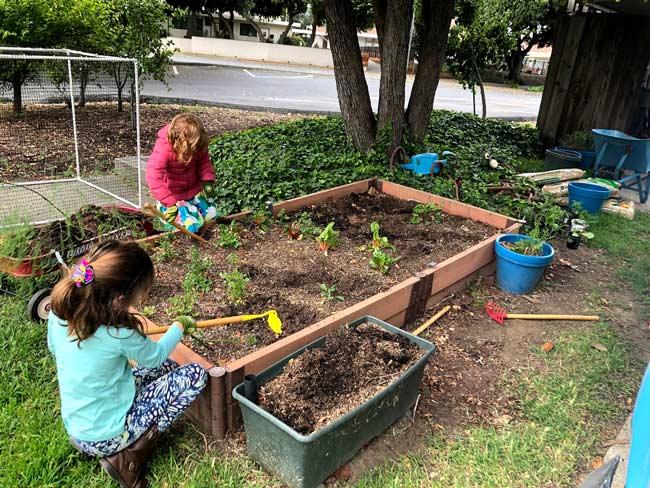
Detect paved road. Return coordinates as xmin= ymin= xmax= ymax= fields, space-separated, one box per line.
xmin=142 ymin=63 xmax=542 ymax=119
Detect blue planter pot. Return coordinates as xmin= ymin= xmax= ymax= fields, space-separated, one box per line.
xmin=495 ymin=234 xmax=555 ymax=295
xmin=568 ymin=181 xmax=611 ymax=214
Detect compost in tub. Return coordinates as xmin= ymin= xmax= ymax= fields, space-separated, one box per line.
xmin=233 ymin=316 xmax=435 ymax=488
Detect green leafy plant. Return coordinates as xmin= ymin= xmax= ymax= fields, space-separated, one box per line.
xmin=218 ymin=222 xmax=241 ymax=249
xmin=154 ymin=233 xmax=175 ymax=264
xmin=570 ymin=219 xmax=594 ymax=240
xmin=560 ymin=131 xmax=594 ymax=150
xmin=316 ymin=222 xmax=339 ymax=255
xmin=169 ymin=292 xmax=197 ymax=316
xmin=411 ymin=203 xmax=442 ymax=225
xmin=287 ymin=212 xmax=320 ymax=240
xmin=226 ymin=252 xmax=240 ymax=267
xmin=220 ymin=269 xmax=250 ymax=305
xmin=140 ymin=305 xmax=156 ymax=318
xmin=370 ymin=221 xmax=394 ymax=250
xmin=182 ymin=248 xmax=213 ymax=293
xmin=370 ymin=248 xmax=400 ymax=275
xmin=319 ymin=284 xmax=344 ymax=303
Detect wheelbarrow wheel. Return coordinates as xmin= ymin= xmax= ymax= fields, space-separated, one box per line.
xmin=27 ymin=288 xmax=53 ymax=322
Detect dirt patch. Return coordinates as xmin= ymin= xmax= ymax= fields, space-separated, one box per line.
xmin=147 ymin=192 xmax=496 ymax=364
xmin=0 ymin=102 xmax=301 ymax=181
xmin=258 ymin=323 xmax=423 ymax=435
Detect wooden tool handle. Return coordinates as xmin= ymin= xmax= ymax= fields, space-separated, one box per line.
xmin=145 ymin=315 xmax=249 ymax=335
xmin=143 ymin=203 xmax=210 ymax=245
xmin=506 ymin=314 xmax=600 ymax=321
xmin=413 ymin=305 xmax=451 ymax=336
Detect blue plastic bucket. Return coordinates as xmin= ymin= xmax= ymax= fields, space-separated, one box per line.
xmin=568 ymin=181 xmax=611 ymax=213
xmin=495 ymin=235 xmax=555 ymax=295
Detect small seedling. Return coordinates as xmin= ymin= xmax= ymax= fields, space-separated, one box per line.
xmin=319 ymin=283 xmax=344 ymax=303
xmin=245 ymin=334 xmax=258 ymax=346
xmin=182 ymin=248 xmax=213 ymax=293
xmin=506 ymin=238 xmax=545 ymax=256
xmin=169 ymin=292 xmax=197 ymax=316
xmin=370 ymin=248 xmax=400 ymax=275
xmin=220 ymin=269 xmax=250 ymax=305
xmin=287 ymin=222 xmax=302 ymax=240
xmin=317 ymin=222 xmax=339 ymax=255
xmin=411 ymin=203 xmax=442 ymax=225
xmin=154 ymin=233 xmax=175 ymax=264
xmin=140 ymin=305 xmax=156 ymax=318
xmin=370 ymin=222 xmax=394 ymax=250
xmin=218 ymin=222 xmax=241 ymax=249
xmin=226 ymin=252 xmax=240 ymax=267
xmin=288 ymin=212 xmax=320 ymax=239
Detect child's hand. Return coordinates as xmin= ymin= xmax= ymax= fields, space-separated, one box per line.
xmin=163 ymin=204 xmax=178 ymax=222
xmin=202 ymin=182 xmax=215 ymax=198
xmin=174 ymin=316 xmax=196 ymax=335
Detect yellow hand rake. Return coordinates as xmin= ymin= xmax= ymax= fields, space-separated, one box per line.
xmin=145 ymin=309 xmax=283 ymax=336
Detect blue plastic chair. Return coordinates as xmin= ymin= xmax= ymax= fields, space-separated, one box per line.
xmin=592 ymin=129 xmax=650 ymax=203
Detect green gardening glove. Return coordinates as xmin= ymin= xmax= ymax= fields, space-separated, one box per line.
xmin=173 ymin=316 xmax=196 ymax=335
xmin=202 ymin=182 xmax=216 ymax=199
xmin=162 ymin=204 xmax=178 ymax=222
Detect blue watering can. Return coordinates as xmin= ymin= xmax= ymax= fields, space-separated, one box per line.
xmin=401 ymin=151 xmax=456 ymax=176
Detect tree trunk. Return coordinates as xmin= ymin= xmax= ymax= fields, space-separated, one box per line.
xmin=218 ymin=11 xmax=234 ymax=39
xmin=279 ymin=13 xmax=295 ymax=44
xmin=471 ymin=53 xmax=487 ymax=118
xmin=79 ymin=65 xmax=89 ymax=108
xmin=376 ymin=0 xmax=412 ymax=152
xmin=12 ymin=70 xmax=23 ymax=114
xmin=186 ymin=13 xmax=201 ymax=38
xmin=245 ymin=16 xmax=266 ymax=42
xmin=324 ymin=0 xmax=377 ymax=152
xmin=309 ymin=19 xmax=318 ymax=46
xmin=405 ymin=0 xmax=455 ymax=142
xmin=117 ymin=85 xmax=123 ymax=112
xmin=506 ymin=44 xmax=533 ymax=83
xmin=373 ymin=0 xmax=387 ymax=56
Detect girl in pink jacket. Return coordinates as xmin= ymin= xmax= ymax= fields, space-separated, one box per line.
xmin=146 ymin=114 xmax=217 ymax=232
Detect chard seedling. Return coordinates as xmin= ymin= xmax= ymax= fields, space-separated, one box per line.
xmin=317 ymin=222 xmax=339 ymax=255
xmin=370 ymin=248 xmax=400 ymax=275
xmin=411 ymin=203 xmax=442 ymax=224
xmin=169 ymin=291 xmax=197 ymax=316
xmin=220 ymin=269 xmax=250 ymax=305
xmin=370 ymin=222 xmax=394 ymax=250
xmin=319 ymin=284 xmax=344 ymax=303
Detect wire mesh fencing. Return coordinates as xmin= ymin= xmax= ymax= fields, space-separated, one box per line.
xmin=0 ymin=48 xmax=143 ymax=226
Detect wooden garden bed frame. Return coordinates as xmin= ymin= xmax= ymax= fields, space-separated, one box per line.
xmin=145 ymin=178 xmax=521 ymax=438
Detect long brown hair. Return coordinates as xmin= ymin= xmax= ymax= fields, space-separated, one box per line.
xmin=50 ymin=240 xmax=154 ymax=342
xmin=167 ymin=113 xmax=209 ymax=164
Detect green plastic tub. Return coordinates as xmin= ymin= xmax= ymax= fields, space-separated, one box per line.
xmin=232 ymin=316 xmax=435 ymax=488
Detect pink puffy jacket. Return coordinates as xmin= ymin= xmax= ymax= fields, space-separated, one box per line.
xmin=146 ymin=125 xmax=216 ymax=206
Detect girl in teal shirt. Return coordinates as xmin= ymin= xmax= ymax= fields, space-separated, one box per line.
xmin=48 ymin=240 xmax=206 ymax=488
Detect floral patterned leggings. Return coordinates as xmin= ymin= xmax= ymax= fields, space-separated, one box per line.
xmin=74 ymin=359 xmax=207 ymax=457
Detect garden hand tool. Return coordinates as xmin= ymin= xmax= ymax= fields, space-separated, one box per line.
xmin=485 ymin=301 xmax=599 ymax=325
xmin=145 ymin=310 xmax=283 ymax=336
xmin=143 ymin=203 xmax=210 ymax=245
xmin=412 ymin=305 xmax=451 ymax=337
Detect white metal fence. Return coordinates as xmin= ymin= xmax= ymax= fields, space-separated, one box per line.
xmin=0 ymin=48 xmax=143 ymax=226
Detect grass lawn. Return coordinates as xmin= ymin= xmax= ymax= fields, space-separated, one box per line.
xmin=0 ymin=211 xmax=646 ymax=488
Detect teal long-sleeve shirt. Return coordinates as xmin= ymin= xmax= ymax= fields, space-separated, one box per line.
xmin=47 ymin=312 xmax=183 ymax=442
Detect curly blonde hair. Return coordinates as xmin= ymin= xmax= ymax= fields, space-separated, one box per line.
xmin=167 ymin=113 xmax=209 ymax=164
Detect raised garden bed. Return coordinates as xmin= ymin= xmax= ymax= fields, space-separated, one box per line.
xmin=143 ymin=178 xmax=521 ymax=438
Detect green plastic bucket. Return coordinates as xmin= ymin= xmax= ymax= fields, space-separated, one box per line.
xmin=233 ymin=316 xmax=435 ymax=488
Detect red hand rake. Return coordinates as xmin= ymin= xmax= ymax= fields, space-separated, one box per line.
xmin=485 ymin=301 xmax=599 ymax=325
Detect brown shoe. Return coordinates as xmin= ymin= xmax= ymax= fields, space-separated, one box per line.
xmin=99 ymin=427 xmax=159 ymax=488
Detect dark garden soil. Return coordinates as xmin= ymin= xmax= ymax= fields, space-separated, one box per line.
xmin=146 ymin=192 xmax=496 ymax=364
xmin=0 ymin=102 xmax=301 ymax=181
xmin=0 ymin=205 xmax=150 ymax=258
xmin=258 ymin=323 xmax=423 ymax=434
